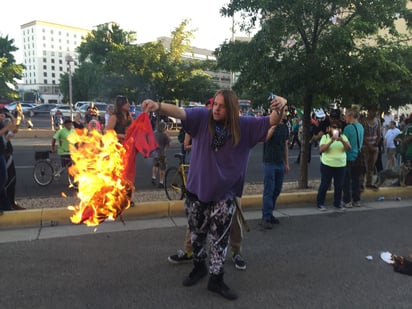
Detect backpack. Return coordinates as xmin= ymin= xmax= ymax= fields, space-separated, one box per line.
xmin=178 ymin=128 xmax=185 ymax=143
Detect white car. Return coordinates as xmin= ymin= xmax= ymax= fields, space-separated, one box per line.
xmin=5 ymin=101 xmax=36 ymax=113
xmin=50 ymin=105 xmax=75 ymax=119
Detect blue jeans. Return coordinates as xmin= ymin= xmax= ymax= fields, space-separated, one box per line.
xmin=317 ymin=163 xmax=346 ymax=208
xmin=262 ymin=162 xmax=285 ymax=220
xmin=0 ymin=155 xmax=11 ymax=210
xmin=342 ymin=160 xmax=361 ymax=203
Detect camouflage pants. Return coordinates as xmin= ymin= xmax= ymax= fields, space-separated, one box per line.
xmin=184 ymin=193 xmax=236 ymax=275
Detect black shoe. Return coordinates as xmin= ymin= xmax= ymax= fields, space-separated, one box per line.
xmin=182 ymin=262 xmax=208 ymax=286
xmin=151 ymin=178 xmax=156 ymax=186
xmin=262 ymin=219 xmax=273 ymax=230
xmin=158 ymin=183 xmax=164 ymax=188
xmin=270 ymin=215 xmax=280 ymax=224
xmin=207 ymin=273 xmax=238 ymax=300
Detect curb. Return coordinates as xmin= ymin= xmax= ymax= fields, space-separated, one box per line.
xmin=1 ymin=187 xmax=410 ymax=229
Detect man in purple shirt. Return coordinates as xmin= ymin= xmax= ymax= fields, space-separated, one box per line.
xmin=143 ymin=90 xmax=287 ymax=300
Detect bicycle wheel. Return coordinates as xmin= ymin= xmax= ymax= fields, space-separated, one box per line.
xmin=164 ymin=166 xmax=185 ymax=200
xmin=33 ymin=160 xmax=54 ymax=186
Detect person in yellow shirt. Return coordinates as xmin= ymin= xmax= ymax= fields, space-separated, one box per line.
xmin=316 ymin=119 xmax=351 ymax=211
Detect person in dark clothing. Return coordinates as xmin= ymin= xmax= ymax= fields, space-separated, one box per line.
xmin=261 ymin=119 xmax=290 ymax=229
xmin=105 ymin=95 xmax=132 ymax=143
xmin=0 ymin=109 xmax=16 ymax=211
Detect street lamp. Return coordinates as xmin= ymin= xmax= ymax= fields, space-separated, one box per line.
xmin=65 ymin=55 xmax=74 ymax=120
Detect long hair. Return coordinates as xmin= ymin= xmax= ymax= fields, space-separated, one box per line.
xmin=208 ymin=89 xmax=241 ymax=146
xmin=114 ymin=95 xmax=132 ymax=126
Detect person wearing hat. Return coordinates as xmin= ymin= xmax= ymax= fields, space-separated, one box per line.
xmin=51 ymin=118 xmax=74 ymax=168
xmin=105 ymin=95 xmax=132 ymax=143
xmin=142 ymin=89 xmax=287 ymax=300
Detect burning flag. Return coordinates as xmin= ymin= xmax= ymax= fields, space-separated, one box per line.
xmin=67 ymin=113 xmax=158 ymax=226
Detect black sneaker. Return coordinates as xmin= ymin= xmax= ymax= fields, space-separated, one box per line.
xmin=232 ymin=254 xmax=247 ymax=270
xmin=262 ymin=219 xmax=273 ymax=230
xmin=158 ymin=183 xmax=164 ymax=188
xmin=270 ymin=215 xmax=280 ymax=224
xmin=151 ymin=178 xmax=156 ymax=185
xmin=168 ymin=249 xmax=193 ymax=264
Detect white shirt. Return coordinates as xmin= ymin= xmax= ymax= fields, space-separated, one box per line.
xmin=384 ymin=127 xmax=401 ymax=148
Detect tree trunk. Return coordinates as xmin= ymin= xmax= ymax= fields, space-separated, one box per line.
xmin=298 ymin=93 xmax=313 ymax=189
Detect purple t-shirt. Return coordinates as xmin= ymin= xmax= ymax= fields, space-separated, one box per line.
xmin=182 ymin=108 xmax=270 ymax=202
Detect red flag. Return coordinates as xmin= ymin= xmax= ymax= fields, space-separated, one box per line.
xmin=122 ymin=113 xmax=159 ymax=183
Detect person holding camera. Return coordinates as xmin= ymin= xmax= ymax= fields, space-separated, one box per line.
xmin=316 ymin=119 xmax=351 ymax=211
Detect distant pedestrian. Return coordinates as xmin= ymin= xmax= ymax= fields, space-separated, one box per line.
xmin=383 ymin=121 xmax=401 ymax=170
xmin=342 ymin=108 xmax=364 ymax=208
xmin=151 ymin=121 xmax=170 ymax=188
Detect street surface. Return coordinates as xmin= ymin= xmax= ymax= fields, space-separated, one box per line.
xmin=0 ymin=204 xmax=412 ymax=308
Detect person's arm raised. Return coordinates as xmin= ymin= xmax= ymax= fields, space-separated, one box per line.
xmin=142 ymin=99 xmax=186 ymax=121
xmin=268 ymin=95 xmax=287 ymax=126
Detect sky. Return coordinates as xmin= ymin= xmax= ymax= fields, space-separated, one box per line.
xmin=0 ymin=0 xmax=256 ymax=63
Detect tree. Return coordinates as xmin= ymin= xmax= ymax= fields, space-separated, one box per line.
xmin=218 ymin=0 xmax=412 ymax=188
xmin=63 ymin=20 xmax=218 ymax=104
xmin=0 ymin=35 xmax=24 ymax=100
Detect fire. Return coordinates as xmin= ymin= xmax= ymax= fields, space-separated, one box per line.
xmin=67 ymin=129 xmax=133 ymax=226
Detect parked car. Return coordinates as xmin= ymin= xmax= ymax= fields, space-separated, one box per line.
xmin=5 ymin=101 xmax=36 ymax=113
xmin=50 ymin=105 xmax=74 ymax=119
xmin=28 ymin=103 xmax=58 ymax=116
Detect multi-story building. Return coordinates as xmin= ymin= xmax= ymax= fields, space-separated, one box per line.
xmin=19 ymin=20 xmax=89 ymax=103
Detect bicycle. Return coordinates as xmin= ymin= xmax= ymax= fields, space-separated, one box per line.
xmin=164 ymin=153 xmax=189 ymax=200
xmin=33 ymin=151 xmax=77 ymax=188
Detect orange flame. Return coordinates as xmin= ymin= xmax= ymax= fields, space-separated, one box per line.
xmin=67 ymin=129 xmax=133 ymax=226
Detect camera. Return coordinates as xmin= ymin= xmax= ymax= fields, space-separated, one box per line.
xmin=268 ymin=92 xmax=276 ymax=101
xmin=333 ymin=129 xmax=339 ymax=138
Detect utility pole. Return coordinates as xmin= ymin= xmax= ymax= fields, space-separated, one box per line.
xmin=65 ymin=55 xmax=74 ymax=121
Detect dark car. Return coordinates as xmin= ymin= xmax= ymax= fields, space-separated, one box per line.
xmin=29 ymin=103 xmax=58 ymax=116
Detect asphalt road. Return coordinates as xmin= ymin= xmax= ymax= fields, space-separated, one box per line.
xmin=0 ymin=205 xmax=411 ymax=308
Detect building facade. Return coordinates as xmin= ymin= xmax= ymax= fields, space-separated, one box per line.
xmin=19 ymin=20 xmax=89 ymax=103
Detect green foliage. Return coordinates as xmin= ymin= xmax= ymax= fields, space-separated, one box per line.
xmin=0 ymin=35 xmax=24 ymax=100
xmin=60 ymin=20 xmax=217 ymax=104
